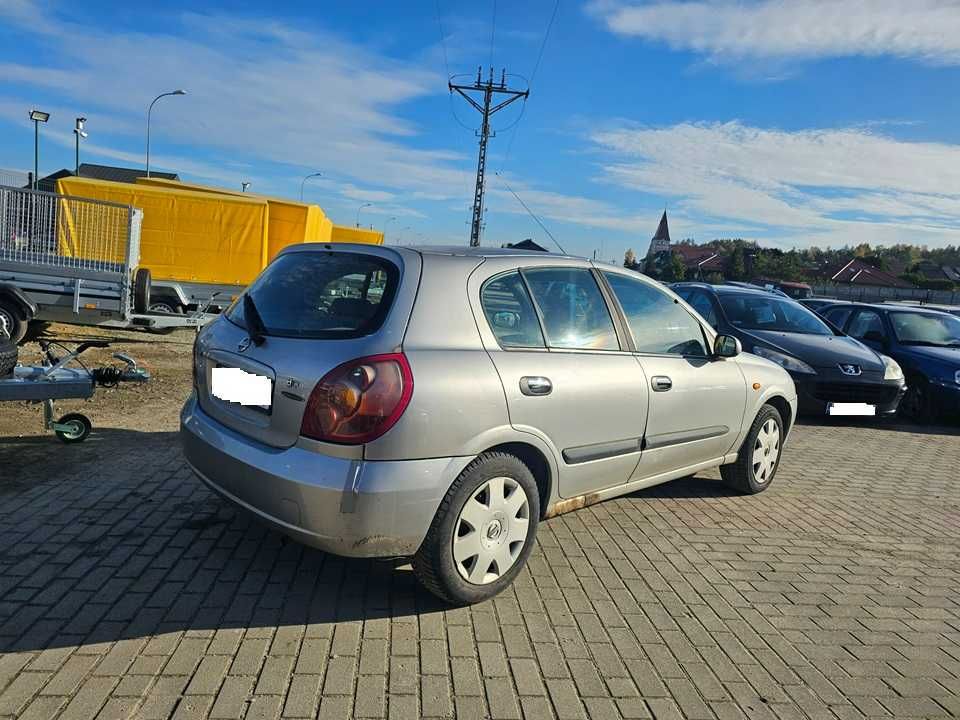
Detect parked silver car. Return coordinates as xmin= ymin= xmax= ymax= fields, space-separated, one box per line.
xmin=181 ymin=245 xmax=797 ymax=603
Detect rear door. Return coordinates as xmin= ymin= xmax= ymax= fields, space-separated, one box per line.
xmin=475 ymin=263 xmax=649 ymax=498
xmin=195 ymin=246 xmax=418 ymax=448
xmin=601 ymin=271 xmax=747 ymax=479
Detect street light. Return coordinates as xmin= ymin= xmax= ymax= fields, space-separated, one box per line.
xmin=383 ymin=216 xmax=397 ymax=238
xmin=299 ymin=172 xmax=323 ymax=201
xmin=356 ymin=202 xmax=372 ymax=228
xmin=146 ymin=90 xmax=186 ymax=177
xmin=29 ymin=110 xmax=49 ymax=190
xmin=241 ymin=182 xmax=251 ymax=193
xmin=73 ymin=117 xmax=87 ymax=175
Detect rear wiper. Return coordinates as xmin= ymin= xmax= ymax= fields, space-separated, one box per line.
xmin=243 ymin=294 xmax=267 ymax=346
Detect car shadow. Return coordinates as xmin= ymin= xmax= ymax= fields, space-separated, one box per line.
xmin=0 ymin=429 xmax=451 ymax=655
xmin=622 ymin=474 xmax=742 ymax=500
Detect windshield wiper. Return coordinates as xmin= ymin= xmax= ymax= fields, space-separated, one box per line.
xmin=243 ymin=294 xmax=267 ymax=346
xmin=903 ymin=340 xmax=957 ymax=348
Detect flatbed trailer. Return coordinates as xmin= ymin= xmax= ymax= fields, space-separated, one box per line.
xmin=0 ymin=184 xmax=215 ymax=342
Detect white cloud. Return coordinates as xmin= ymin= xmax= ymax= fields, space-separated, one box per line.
xmin=592 ymin=121 xmax=960 ymax=246
xmin=589 ymin=0 xmax=960 ymax=65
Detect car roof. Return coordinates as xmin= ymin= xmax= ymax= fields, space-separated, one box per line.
xmin=671 ymin=282 xmax=786 ymax=298
xmin=408 ymin=244 xmax=578 ymax=260
xmin=819 ymin=301 xmax=954 ymax=317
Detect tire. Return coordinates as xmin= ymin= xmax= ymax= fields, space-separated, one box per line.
xmin=55 ymin=413 xmax=92 ymax=444
xmin=413 ymin=452 xmax=540 ymax=605
xmin=133 ymin=268 xmax=152 ymax=314
xmin=0 ymin=336 xmax=17 ymax=377
xmin=148 ymin=301 xmax=184 ymax=315
xmin=720 ymin=404 xmax=784 ymax=494
xmin=0 ymin=299 xmax=27 ymax=345
xmin=899 ymin=376 xmax=934 ymax=424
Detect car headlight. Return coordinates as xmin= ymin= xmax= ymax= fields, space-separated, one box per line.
xmin=752 ymin=346 xmax=816 ymax=374
xmin=879 ymin=354 xmax=904 ymax=382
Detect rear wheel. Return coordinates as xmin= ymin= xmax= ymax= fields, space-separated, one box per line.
xmin=133 ymin=268 xmax=152 ymax=314
xmin=0 ymin=299 xmax=27 ymax=344
xmin=413 ymin=452 xmax=540 ymax=605
xmin=0 ymin=336 xmax=17 ymax=377
xmin=720 ymin=404 xmax=784 ymax=494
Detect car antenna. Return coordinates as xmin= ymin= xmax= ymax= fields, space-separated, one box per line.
xmin=493 ymin=172 xmax=567 ymax=255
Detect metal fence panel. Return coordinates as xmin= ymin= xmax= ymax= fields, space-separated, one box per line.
xmin=0 ymin=185 xmax=137 ymax=275
xmin=812 ymin=283 xmax=960 ymax=306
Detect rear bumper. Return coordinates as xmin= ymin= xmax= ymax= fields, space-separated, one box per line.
xmin=180 ymin=394 xmax=472 ymax=557
xmin=793 ymin=376 xmax=906 ymax=416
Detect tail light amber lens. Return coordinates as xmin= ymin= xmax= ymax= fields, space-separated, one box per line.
xmin=300 ymin=353 xmax=413 ymax=444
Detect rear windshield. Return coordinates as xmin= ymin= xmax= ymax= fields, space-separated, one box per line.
xmin=226 ymin=251 xmax=399 ymax=339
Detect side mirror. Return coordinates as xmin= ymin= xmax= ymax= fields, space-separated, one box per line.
xmin=714 ymin=334 xmax=741 ymax=358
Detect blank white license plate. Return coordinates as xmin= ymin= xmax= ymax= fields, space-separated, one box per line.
xmin=828 ymin=402 xmax=876 ymax=416
xmin=211 ymin=366 xmax=272 ymax=409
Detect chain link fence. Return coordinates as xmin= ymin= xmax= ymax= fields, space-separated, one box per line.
xmin=812 ymin=283 xmax=960 ymax=306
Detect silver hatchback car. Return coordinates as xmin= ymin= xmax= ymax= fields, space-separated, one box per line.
xmin=182 ymin=244 xmax=797 ymax=603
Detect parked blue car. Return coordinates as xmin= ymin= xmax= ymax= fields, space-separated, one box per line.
xmin=671 ymin=283 xmax=907 ymax=417
xmin=819 ymin=303 xmax=960 ymax=422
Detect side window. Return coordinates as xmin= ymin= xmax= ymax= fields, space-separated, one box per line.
xmin=603 ymin=272 xmax=708 ymax=356
xmin=824 ymin=307 xmax=853 ymax=330
xmin=687 ymin=291 xmax=718 ymax=328
xmin=480 ymin=272 xmax=546 ymax=349
xmin=848 ymin=311 xmax=886 ymax=342
xmin=522 ymin=268 xmax=619 ymax=350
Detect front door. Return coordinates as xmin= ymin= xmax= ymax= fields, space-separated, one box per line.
xmin=477 ymin=266 xmax=650 ymax=498
xmin=601 ymin=271 xmax=747 ymax=479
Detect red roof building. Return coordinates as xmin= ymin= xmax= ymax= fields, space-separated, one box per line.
xmin=830 ymin=258 xmax=914 ymax=288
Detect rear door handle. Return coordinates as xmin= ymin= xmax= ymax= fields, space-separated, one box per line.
xmin=520 ymin=376 xmax=552 ymax=396
xmin=651 ymin=376 xmax=672 ymax=392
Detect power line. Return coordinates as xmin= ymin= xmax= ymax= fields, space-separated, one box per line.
xmin=435 ymin=0 xmax=451 ymax=78
xmin=501 ymin=0 xmax=560 ymax=168
xmin=489 ymin=0 xmax=497 ymax=69
xmin=494 ymin=172 xmax=566 ymax=255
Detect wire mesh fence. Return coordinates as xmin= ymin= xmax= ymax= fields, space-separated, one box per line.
xmin=0 ymin=185 xmax=135 ymax=274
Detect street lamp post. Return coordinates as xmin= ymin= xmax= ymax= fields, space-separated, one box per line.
xmin=73 ymin=117 xmax=87 ymax=175
xmin=356 ymin=202 xmax=372 ymax=228
xmin=146 ymin=90 xmax=186 ymax=177
xmin=299 ymin=172 xmax=323 ymax=201
xmin=241 ymin=182 xmax=251 ymax=193
xmin=29 ymin=110 xmax=49 ymax=190
xmin=383 ymin=216 xmax=397 ymax=239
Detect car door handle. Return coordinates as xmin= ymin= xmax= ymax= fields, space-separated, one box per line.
xmin=520 ymin=376 xmax=552 ymax=396
xmin=651 ymin=376 xmax=672 ymax=392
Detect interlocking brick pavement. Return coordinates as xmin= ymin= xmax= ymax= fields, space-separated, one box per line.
xmin=0 ymin=419 xmax=959 ymax=719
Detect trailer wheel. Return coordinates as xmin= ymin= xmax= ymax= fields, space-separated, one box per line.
xmin=0 ymin=336 xmax=17 ymax=377
xmin=0 ymin=299 xmax=27 ymax=345
xmin=133 ymin=268 xmax=152 ymax=314
xmin=55 ymin=413 xmax=92 ymax=444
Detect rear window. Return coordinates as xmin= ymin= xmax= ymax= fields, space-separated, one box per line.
xmin=226 ymin=252 xmax=399 ymax=339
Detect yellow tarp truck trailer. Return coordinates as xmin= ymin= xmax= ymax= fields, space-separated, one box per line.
xmin=56 ymin=175 xmax=384 ymax=314
xmin=136 ymin=177 xmax=384 ymax=251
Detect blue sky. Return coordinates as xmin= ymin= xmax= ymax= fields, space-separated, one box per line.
xmin=3 ymin=0 xmax=960 ymax=262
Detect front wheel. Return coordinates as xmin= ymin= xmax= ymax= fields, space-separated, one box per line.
xmin=720 ymin=404 xmax=784 ymax=494
xmin=413 ymin=452 xmax=540 ymax=605
xmin=55 ymin=413 xmax=92 ymax=443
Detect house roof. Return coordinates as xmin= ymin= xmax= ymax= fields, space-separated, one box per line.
xmin=672 ymin=243 xmax=724 ymax=271
xmin=502 ymin=238 xmax=548 ymax=252
xmin=77 ymin=163 xmax=179 ymax=183
xmin=830 ymin=258 xmax=914 ymax=288
xmin=652 ymin=211 xmax=670 ymax=243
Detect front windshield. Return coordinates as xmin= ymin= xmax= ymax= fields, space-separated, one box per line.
xmin=718 ymin=294 xmax=834 ymax=336
xmin=890 ymin=312 xmax=960 ymax=347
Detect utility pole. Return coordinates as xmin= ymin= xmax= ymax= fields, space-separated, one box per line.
xmin=450 ymin=67 xmax=528 ymax=246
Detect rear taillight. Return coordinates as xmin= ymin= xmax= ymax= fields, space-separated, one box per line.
xmin=300 ymin=353 xmax=413 ymax=444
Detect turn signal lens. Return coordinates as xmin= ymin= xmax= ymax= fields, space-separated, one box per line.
xmin=300 ymin=353 xmax=413 ymax=444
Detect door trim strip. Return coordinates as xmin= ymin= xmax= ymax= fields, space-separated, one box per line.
xmin=562 ymin=437 xmax=642 ymax=464
xmin=644 ymin=425 xmax=729 ymax=450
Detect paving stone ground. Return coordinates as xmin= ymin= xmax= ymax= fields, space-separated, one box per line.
xmin=1 ymin=419 xmax=959 ymax=719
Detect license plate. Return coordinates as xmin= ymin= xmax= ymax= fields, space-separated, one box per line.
xmin=828 ymin=402 xmax=876 ymax=416
xmin=211 ymin=366 xmax=272 ymax=410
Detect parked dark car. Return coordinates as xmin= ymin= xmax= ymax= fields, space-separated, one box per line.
xmin=672 ymin=283 xmax=907 ymax=417
xmin=798 ymin=298 xmax=840 ymax=314
xmin=819 ymin=302 xmax=960 ymax=422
